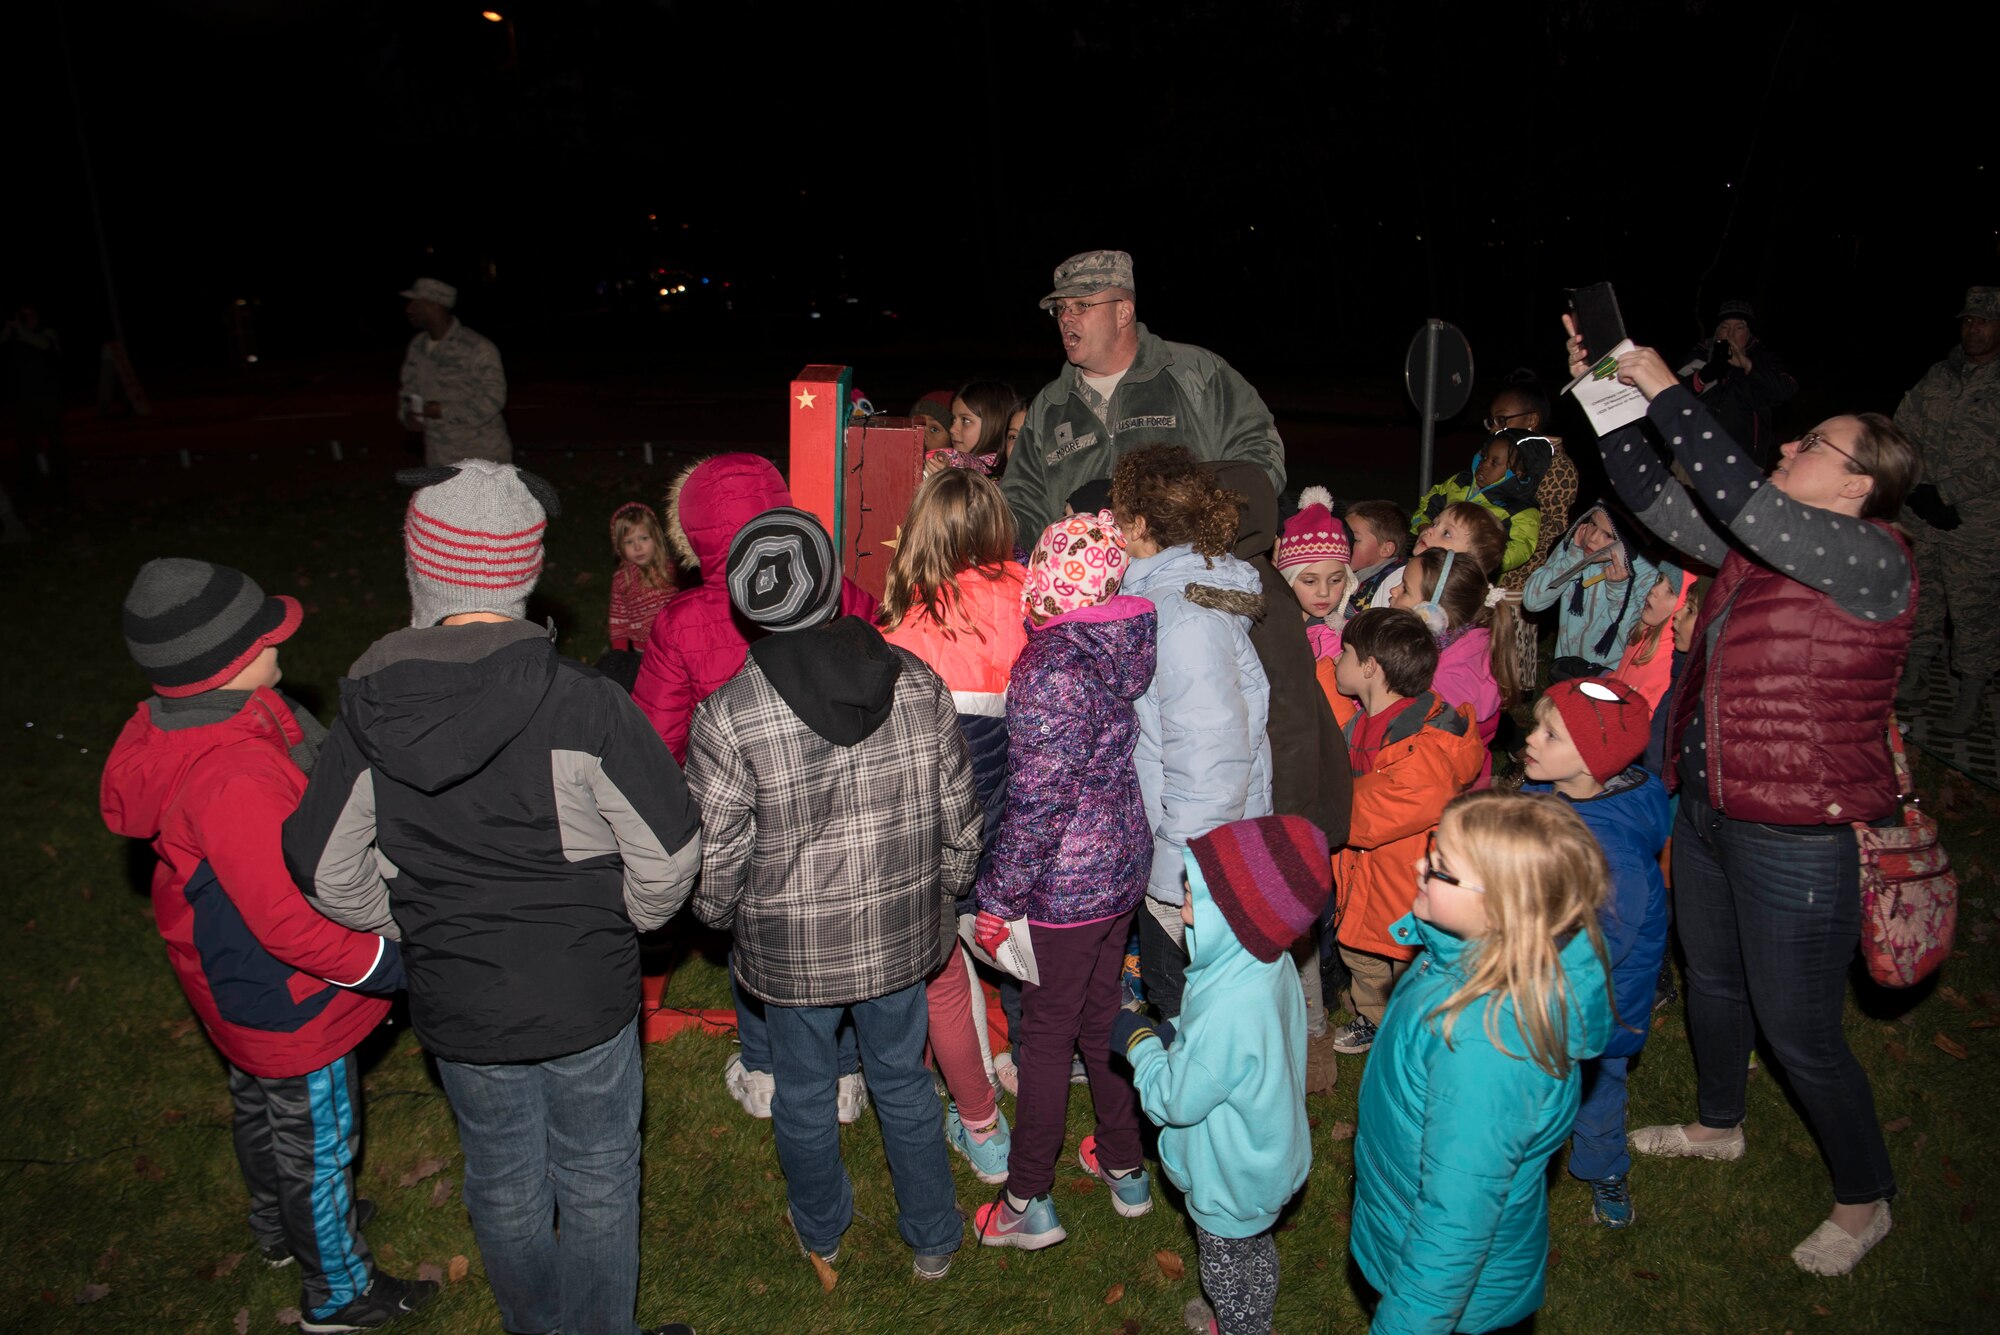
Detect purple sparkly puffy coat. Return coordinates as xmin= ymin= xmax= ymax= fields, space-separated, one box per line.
xmin=973 ymin=595 xmax=1157 ymax=924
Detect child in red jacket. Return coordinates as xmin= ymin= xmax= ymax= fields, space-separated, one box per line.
xmin=100 ymin=559 xmax=431 ymax=1333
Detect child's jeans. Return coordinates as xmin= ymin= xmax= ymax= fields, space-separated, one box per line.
xmin=1568 ymin=1055 xmax=1631 ymax=1181
xmin=925 ymin=943 xmax=998 ymax=1127
xmin=1196 ymin=1224 xmax=1279 ymax=1335
xmin=1005 ymin=912 xmax=1143 ymax=1199
xmin=734 ymin=955 xmax=859 ymax=1077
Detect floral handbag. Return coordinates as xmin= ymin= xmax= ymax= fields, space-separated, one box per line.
xmin=1854 ymin=720 xmax=1957 ymax=988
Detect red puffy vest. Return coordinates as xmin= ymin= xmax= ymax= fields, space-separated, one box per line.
xmin=1669 ymin=528 xmax=1915 ymax=826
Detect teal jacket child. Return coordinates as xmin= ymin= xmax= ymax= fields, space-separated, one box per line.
xmin=1351 ymin=913 xmax=1612 ymax=1335
xmin=1116 ymin=816 xmax=1333 ymax=1238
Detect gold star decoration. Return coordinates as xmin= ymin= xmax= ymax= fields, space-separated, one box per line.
xmin=795 ymin=389 xmax=817 ymax=409
xmin=882 ymin=525 xmax=903 ymax=553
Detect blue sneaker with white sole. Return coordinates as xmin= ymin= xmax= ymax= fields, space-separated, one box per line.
xmin=1078 ymin=1134 xmax=1152 ymax=1217
xmin=974 ymin=1192 xmax=1066 ymax=1250
xmin=1589 ymin=1173 xmax=1636 ymax=1228
xmin=944 ymin=1103 xmax=1011 ymax=1185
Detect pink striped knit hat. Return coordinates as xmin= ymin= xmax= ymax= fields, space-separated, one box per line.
xmin=399 ymin=461 xmax=560 ymax=627
xmin=1274 ymin=486 xmax=1350 ymax=579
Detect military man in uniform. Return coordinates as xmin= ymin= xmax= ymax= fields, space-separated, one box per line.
xmin=1897 ymin=286 xmax=2000 ymax=734
xmin=1000 ymin=250 xmax=1286 ymax=541
xmin=398 ymin=278 xmax=512 ymax=467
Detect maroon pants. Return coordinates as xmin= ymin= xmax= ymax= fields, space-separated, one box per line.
xmin=1005 ymin=910 xmax=1143 ymax=1199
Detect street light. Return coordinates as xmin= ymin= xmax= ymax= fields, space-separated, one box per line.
xmin=481 ymin=10 xmax=504 ymax=20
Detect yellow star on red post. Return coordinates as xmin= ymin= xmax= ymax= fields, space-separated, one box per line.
xmin=795 ymin=389 xmax=817 ymax=409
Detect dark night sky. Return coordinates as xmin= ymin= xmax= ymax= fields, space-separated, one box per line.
xmin=8 ymin=0 xmax=1995 ymax=411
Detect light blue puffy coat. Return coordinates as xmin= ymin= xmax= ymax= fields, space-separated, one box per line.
xmin=1121 ymin=544 xmax=1273 ymax=904
xmin=1125 ymin=848 xmax=1309 ymax=1238
xmin=1351 ymin=913 xmax=1612 ymax=1335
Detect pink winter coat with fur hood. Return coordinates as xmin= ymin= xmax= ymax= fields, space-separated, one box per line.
xmin=632 ymin=454 xmax=878 ymax=762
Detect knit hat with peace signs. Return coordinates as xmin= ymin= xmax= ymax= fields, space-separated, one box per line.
xmin=1022 ymin=509 xmax=1130 ymax=624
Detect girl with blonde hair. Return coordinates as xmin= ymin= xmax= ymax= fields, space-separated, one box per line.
xmin=1351 ymin=790 xmax=1614 ymax=1335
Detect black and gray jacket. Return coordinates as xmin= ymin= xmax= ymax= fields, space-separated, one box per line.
xmin=283 ymin=620 xmax=701 ymax=1064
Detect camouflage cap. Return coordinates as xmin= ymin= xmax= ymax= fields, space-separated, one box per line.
xmin=1961 ymin=287 xmax=1999 ymax=320
xmin=1039 ymin=250 xmax=1135 ymax=311
xmin=399 ymin=277 xmax=457 ymax=309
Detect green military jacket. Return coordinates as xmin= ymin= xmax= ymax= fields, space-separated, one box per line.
xmin=1000 ymin=324 xmax=1286 ymax=541
xmin=1897 ymin=347 xmax=1999 ymax=522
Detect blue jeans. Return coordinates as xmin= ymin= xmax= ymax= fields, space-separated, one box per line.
xmin=764 ymin=981 xmax=962 ymax=1257
xmin=436 ymin=1016 xmax=643 ymax=1335
xmin=1568 ymin=1056 xmax=1631 ymax=1181
xmin=733 ymin=955 xmax=859 ymax=1075
xmin=1673 ymin=795 xmax=1897 ymax=1204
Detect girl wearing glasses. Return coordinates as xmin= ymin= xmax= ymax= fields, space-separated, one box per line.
xmin=1350 ymin=790 xmax=1613 ymax=1335
xmin=1564 ymin=322 xmax=1919 ymax=1276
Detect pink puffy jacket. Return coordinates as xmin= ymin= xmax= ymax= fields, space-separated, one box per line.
xmin=632 ymin=454 xmax=879 ymax=761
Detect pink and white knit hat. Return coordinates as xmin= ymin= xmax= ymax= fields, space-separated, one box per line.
xmin=1022 ymin=509 xmax=1129 ymax=623
xmin=399 ymin=460 xmax=558 ymax=627
xmin=1274 ymin=486 xmax=1351 ymax=578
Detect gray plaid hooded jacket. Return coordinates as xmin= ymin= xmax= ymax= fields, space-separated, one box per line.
xmin=685 ymin=643 xmax=981 ymax=1007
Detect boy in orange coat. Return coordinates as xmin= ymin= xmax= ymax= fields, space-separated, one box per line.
xmin=1315 ymin=607 xmax=1487 ymax=1054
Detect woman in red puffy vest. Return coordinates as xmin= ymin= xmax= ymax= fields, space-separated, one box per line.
xmin=1562 ymin=325 xmax=1919 ymax=1278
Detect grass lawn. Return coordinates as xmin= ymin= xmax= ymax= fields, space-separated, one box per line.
xmin=3 ymin=465 xmax=1996 ymax=1333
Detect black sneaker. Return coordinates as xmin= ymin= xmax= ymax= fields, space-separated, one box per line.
xmin=262 ymin=1198 xmax=378 ymax=1269
xmin=297 ymin=1272 xmax=438 ymax=1333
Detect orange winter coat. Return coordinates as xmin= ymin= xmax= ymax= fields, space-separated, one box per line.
xmin=1315 ymin=660 xmax=1488 ymax=960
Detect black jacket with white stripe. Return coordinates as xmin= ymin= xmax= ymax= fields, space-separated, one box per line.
xmin=283 ymin=619 xmax=701 ymax=1063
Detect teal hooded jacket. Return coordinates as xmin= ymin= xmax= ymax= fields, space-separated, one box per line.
xmin=1351 ymin=913 xmax=1611 ymax=1335
xmin=1124 ymin=849 xmax=1310 ymax=1238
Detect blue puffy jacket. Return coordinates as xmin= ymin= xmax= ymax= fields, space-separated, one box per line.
xmin=1523 ymin=767 xmax=1672 ymax=1057
xmin=1121 ymin=544 xmax=1273 ymax=904
xmin=1124 ymin=846 xmax=1309 ymax=1237
xmin=1352 ymin=913 xmax=1611 ymax=1335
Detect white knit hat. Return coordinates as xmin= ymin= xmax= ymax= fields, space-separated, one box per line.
xmin=399 ymin=462 xmax=560 ymax=627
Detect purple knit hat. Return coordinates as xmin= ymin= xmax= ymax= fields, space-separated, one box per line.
xmin=1187 ymin=816 xmax=1333 ymax=963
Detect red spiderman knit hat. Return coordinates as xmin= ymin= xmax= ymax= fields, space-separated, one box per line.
xmin=1543 ymin=676 xmax=1652 ymax=783
xmin=1188 ymin=816 xmax=1333 ymax=963
xmin=399 ymin=461 xmax=560 ymax=627
xmin=1274 ymin=486 xmax=1351 ymax=578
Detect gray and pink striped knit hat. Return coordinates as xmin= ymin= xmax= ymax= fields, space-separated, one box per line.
xmin=398 ymin=461 xmax=561 ymax=627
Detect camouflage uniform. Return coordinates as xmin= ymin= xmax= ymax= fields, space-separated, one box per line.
xmin=1002 ymin=251 xmax=1286 ymax=541
xmin=1898 ymin=312 xmax=2000 ymax=681
xmin=399 ymin=320 xmax=512 ymax=467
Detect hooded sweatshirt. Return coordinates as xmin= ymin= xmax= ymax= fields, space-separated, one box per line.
xmin=1519 ymin=508 xmax=1658 ymax=669
xmin=1352 ymin=913 xmax=1612 ymax=1335
xmin=632 ymin=454 xmax=879 ymax=761
xmin=1412 ymin=448 xmax=1543 ymax=573
xmin=1523 ymin=768 xmax=1672 ymax=1059
xmin=686 ymin=619 xmax=984 ymax=1007
xmin=102 ymin=687 xmax=398 ymax=1079
xmin=282 ymin=620 xmax=703 ymax=1065
xmin=1124 ymin=847 xmax=1311 ymax=1238
xmin=1211 ymin=460 xmax=1353 ymax=846
xmin=1121 ymin=544 xmax=1274 ymax=904
xmin=973 ymin=596 xmax=1156 ymax=924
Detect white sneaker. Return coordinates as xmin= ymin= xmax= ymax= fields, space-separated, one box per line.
xmin=723 ymin=1052 xmax=775 ymax=1119
xmin=836 ymin=1071 xmax=870 ymax=1124
xmin=992 ymin=1051 xmax=1019 ymax=1097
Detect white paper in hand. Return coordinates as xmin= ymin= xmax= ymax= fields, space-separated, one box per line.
xmin=958 ymin=913 xmax=1040 ymax=986
xmin=1562 ymin=340 xmax=1650 ymax=436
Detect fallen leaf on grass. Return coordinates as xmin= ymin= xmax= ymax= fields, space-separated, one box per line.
xmin=397 ymin=1156 xmax=449 ymax=1188
xmin=708 ymin=1125 xmax=727 ymax=1139
xmin=747 ymin=1279 xmax=768 ymax=1294
xmin=73 ymin=1283 xmax=110 ymax=1304
xmin=1977 ymin=991 xmax=2000 ymax=1010
xmin=1632 ymin=1269 xmax=1660 ymax=1281
xmin=1939 ymin=985 xmax=1973 ymax=1012
xmin=197 ymin=1252 xmax=244 ymax=1279
xmin=162 ymin=1108 xmax=186 ymax=1123
xmin=1944 ymin=1166 xmax=1966 ymax=1191
xmin=276 ymin=1307 xmax=301 ymax=1325
xmin=1883 ymin=1116 xmax=1913 ymax=1133
xmin=810 ymin=1251 xmax=837 ymax=1292
xmin=1326 ymin=1120 xmax=1356 ymax=1141
xmin=1885 ymin=1041 xmax=1909 ymax=1064
xmin=1154 ymin=1249 xmax=1186 ymax=1280
xmin=417 ymin=1262 xmax=444 ymax=1284
xmin=167 ymin=1017 xmax=199 ymax=1040
xmin=97 ymin=1246 xmax=123 ymax=1271
xmin=1934 ymin=1033 xmax=1970 ymax=1060
xmin=1066 ymin=1176 xmax=1097 ymax=1193
xmin=1813 ymin=1303 xmax=1832 ymax=1316
xmin=1914 ymin=1132 xmax=1929 ymax=1156
xmin=428 ymin=1178 xmax=453 ymax=1207
xmin=40 ymin=842 xmax=59 ymax=860
xmin=1547 ymin=1249 xmax=1562 ymax=1270
xmin=233 ymin=1307 xmax=250 ymax=1334
xmin=1973 ymin=1017 xmax=2000 ymax=1030
xmin=1120 ymin=1321 xmax=1141 ymax=1335
xmin=63 ymin=975 xmax=80 ymax=994
xmin=133 ymin=1155 xmax=165 ymax=1182
xmin=1104 ymin=1282 xmax=1125 ymax=1304
xmin=448 ymin=1255 xmax=469 ymax=1283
